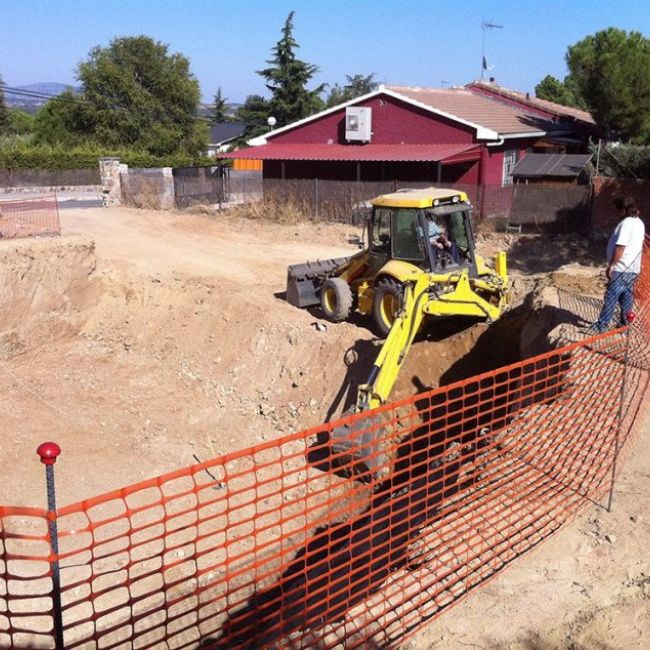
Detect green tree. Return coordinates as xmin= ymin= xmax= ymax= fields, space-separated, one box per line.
xmin=78 ymin=35 xmax=206 ymax=155
xmin=0 ymin=75 xmax=10 ymax=134
xmin=211 ymin=87 xmax=229 ymax=124
xmin=8 ymin=109 xmax=36 ymax=135
xmin=235 ymin=94 xmax=271 ymax=141
xmin=257 ymin=11 xmax=325 ymax=125
xmin=326 ymin=73 xmax=378 ymax=107
xmin=534 ymin=74 xmax=583 ymax=108
xmin=565 ymin=28 xmax=650 ymax=142
xmin=33 ymin=90 xmax=90 ymax=146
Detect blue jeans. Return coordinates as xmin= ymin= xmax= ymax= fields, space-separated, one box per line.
xmin=596 ymin=272 xmax=638 ymax=331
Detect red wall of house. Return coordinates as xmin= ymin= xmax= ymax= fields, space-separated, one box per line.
xmin=271 ymin=96 xmax=476 ymax=145
xmin=480 ymin=143 xmax=530 ymax=186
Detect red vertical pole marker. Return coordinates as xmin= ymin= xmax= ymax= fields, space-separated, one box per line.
xmin=37 ymin=442 xmax=64 ymax=650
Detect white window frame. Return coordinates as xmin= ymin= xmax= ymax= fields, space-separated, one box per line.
xmin=502 ymin=150 xmax=518 ymax=187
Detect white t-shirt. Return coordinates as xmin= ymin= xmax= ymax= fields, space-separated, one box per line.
xmin=607 ymin=216 xmax=646 ymax=273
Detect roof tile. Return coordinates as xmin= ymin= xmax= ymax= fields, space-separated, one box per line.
xmin=385 ymin=85 xmax=554 ymax=135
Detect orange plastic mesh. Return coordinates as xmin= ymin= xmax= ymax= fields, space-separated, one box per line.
xmin=0 ymin=249 xmax=649 ymax=649
xmin=0 ymin=194 xmax=61 ymax=239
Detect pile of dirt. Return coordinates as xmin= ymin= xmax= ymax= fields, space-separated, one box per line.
xmin=0 ymin=237 xmax=100 ymax=358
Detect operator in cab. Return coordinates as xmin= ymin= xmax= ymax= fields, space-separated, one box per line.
xmin=428 ymin=219 xmax=460 ymax=266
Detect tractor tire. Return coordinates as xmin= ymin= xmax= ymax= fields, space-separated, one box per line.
xmin=320 ymin=277 xmax=353 ymax=322
xmin=373 ymin=277 xmax=403 ymax=337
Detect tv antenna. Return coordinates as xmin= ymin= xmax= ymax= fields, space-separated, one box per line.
xmin=481 ymin=20 xmax=503 ymax=79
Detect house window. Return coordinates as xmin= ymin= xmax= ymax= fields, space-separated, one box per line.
xmin=502 ymin=150 xmax=518 ymax=187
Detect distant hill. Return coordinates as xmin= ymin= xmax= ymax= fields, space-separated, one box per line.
xmin=15 ymin=82 xmax=78 ymax=95
xmin=4 ymin=82 xmax=80 ymax=113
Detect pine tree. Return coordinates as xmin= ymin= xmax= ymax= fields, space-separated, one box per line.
xmin=326 ymin=73 xmax=378 ymax=107
xmin=257 ymin=11 xmax=325 ymax=126
xmin=211 ymin=87 xmax=229 ymax=124
xmin=566 ymin=28 xmax=650 ymax=143
xmin=235 ymin=94 xmax=271 ymax=140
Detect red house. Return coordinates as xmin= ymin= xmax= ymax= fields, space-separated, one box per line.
xmin=223 ymin=81 xmax=596 ymax=217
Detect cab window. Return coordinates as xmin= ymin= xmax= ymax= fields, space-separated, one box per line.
xmin=391 ymin=208 xmax=425 ymax=262
xmin=371 ymin=208 xmax=391 ymax=252
xmin=448 ymin=210 xmax=470 ymax=254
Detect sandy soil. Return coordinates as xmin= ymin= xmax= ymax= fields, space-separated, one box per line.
xmin=0 ymin=206 xmax=645 ymax=648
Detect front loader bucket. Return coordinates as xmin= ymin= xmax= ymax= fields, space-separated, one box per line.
xmin=286 ymin=256 xmax=350 ymax=308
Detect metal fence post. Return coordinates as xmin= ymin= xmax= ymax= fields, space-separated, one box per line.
xmin=37 ymin=442 xmax=64 ymax=650
xmin=607 ymin=316 xmax=634 ymax=512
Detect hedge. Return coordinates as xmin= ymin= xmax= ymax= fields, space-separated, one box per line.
xmin=0 ymin=144 xmax=215 ymax=171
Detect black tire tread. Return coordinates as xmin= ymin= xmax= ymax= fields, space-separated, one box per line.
xmin=372 ymin=277 xmax=403 ymax=337
xmin=320 ymin=277 xmax=353 ymax=322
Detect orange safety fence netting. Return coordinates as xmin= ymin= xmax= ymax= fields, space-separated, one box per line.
xmin=1 ymin=246 xmax=650 ymax=650
xmin=0 ymin=194 xmax=61 ymax=240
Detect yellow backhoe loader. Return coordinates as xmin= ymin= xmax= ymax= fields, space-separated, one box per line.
xmin=286 ymin=187 xmax=510 ymax=475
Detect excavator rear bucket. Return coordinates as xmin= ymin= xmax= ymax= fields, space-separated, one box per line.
xmin=330 ymin=412 xmax=393 ymax=482
xmin=286 ymin=256 xmax=350 ymax=308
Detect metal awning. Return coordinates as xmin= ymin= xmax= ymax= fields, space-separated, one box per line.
xmin=512 ymin=153 xmax=592 ymax=178
xmin=218 ymin=143 xmax=481 ymax=164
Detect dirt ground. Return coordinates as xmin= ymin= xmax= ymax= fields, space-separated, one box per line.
xmin=0 ymin=206 xmax=646 ymax=648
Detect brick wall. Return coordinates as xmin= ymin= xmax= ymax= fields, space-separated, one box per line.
xmin=592 ymin=177 xmax=650 ymax=232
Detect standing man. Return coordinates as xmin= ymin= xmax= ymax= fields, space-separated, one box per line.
xmin=593 ymin=196 xmax=646 ymax=332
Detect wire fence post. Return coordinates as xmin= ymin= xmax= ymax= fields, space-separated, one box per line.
xmin=37 ymin=442 xmax=64 ymax=650
xmin=607 ymin=314 xmax=634 ymax=512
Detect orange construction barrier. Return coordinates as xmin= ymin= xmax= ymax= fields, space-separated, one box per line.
xmin=0 ymin=194 xmax=61 ymax=240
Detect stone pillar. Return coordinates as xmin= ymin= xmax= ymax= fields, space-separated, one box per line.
xmin=99 ymin=158 xmax=128 ymax=207
xmin=160 ymin=167 xmax=175 ymax=210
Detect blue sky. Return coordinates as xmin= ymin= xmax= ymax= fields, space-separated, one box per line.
xmin=2 ymin=0 xmax=649 ymax=103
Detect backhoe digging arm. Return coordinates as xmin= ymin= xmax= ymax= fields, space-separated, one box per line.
xmin=330 ymin=275 xmax=430 ymax=479
xmin=356 ymin=275 xmax=430 ymax=412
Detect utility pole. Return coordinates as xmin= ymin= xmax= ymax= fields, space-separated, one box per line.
xmin=481 ymin=20 xmax=503 ymax=79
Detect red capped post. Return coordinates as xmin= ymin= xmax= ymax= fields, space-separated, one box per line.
xmin=37 ymin=442 xmax=64 ymax=650
xmin=37 ymin=442 xmax=61 ymax=465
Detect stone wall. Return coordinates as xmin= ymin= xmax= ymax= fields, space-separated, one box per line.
xmin=100 ymin=159 xmax=174 ymax=209
xmin=120 ymin=168 xmax=174 ymax=210
xmin=99 ymin=158 xmax=128 ymax=207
